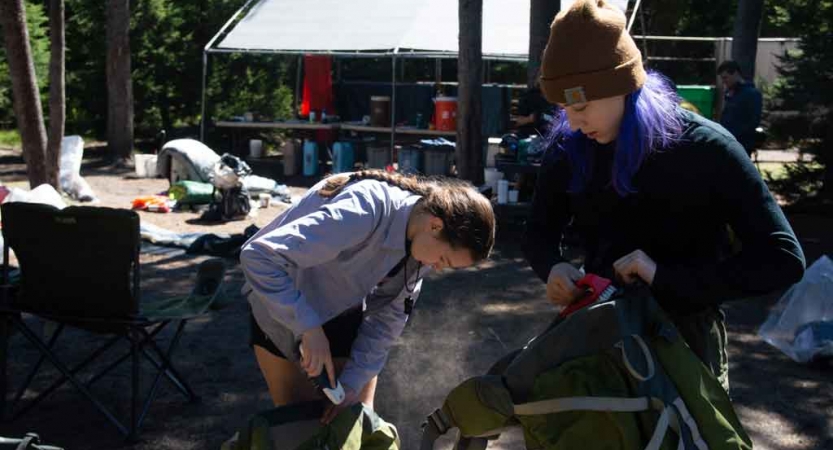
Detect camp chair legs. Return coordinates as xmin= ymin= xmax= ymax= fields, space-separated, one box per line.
xmin=137 ymin=322 xmax=200 ymax=403
xmin=4 ymin=316 xmax=132 ymax=437
xmin=83 ymin=322 xmax=199 ymax=405
xmin=9 ymin=325 xmax=122 ymax=419
xmin=1 ymin=316 xmax=199 ymax=441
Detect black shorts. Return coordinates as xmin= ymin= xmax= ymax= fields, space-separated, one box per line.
xmin=250 ymin=307 xmax=363 ymax=359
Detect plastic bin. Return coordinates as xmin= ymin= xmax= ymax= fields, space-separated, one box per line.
xmin=423 ymin=147 xmax=452 ymax=176
xmin=134 ymin=154 xmax=158 ymax=178
xmin=677 ymin=85 xmax=715 ymax=119
xmin=366 ymin=146 xmax=391 ymax=169
xmin=397 ymin=146 xmax=422 ymax=174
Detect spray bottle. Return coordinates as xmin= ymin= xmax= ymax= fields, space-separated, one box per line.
xmin=299 ymin=345 xmax=346 ymax=405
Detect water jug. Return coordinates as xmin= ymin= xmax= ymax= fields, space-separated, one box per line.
xmin=332 ymin=142 xmax=355 ymax=174
xmin=303 ymin=140 xmax=318 ymax=176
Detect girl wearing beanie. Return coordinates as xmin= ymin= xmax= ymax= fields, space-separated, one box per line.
xmin=524 ymin=0 xmax=805 ymax=390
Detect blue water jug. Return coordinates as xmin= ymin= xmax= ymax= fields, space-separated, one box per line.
xmin=332 ymin=142 xmax=355 ymax=174
xmin=303 ymin=140 xmax=318 ymax=176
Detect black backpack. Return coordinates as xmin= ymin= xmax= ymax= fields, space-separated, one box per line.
xmin=200 ymin=154 xmax=253 ymax=222
xmin=199 ymin=185 xmax=251 ymax=222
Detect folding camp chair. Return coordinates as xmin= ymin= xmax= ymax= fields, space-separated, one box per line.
xmin=0 ymin=202 xmax=227 ymax=440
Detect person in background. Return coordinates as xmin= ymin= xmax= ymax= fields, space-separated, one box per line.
xmin=718 ymin=60 xmax=763 ymax=157
xmin=240 ymin=170 xmax=495 ymax=423
xmin=513 ymin=83 xmax=553 ymax=138
xmin=525 ymin=0 xmax=805 ymax=391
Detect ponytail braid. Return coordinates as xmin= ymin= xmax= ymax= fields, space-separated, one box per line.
xmin=319 ymin=169 xmax=433 ymax=198
xmin=318 ymin=169 xmax=496 ymax=262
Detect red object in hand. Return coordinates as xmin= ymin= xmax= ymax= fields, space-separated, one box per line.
xmin=558 ymin=274 xmax=614 ymax=319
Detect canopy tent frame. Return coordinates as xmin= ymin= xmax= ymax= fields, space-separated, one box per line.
xmin=205 ymin=0 xmax=787 ymax=149
xmin=201 ymin=47 xmax=411 ymax=154
xmin=198 ymin=0 xmax=797 ymax=181
xmin=198 ymin=0 xmax=651 ymax=150
xmin=205 ymin=0 xmax=808 ymax=171
xmin=199 ymin=0 xmax=535 ymax=152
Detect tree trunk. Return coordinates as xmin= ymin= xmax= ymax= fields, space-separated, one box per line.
xmin=527 ymin=0 xmax=560 ymax=87
xmin=106 ymin=0 xmax=133 ymax=163
xmin=0 ymin=0 xmax=49 ymax=187
xmin=731 ymin=0 xmax=764 ymax=80
xmin=160 ymin=91 xmax=172 ymax=133
xmin=821 ymin=112 xmax=833 ymax=199
xmin=46 ymin=0 xmax=65 ymax=189
xmin=457 ymin=0 xmax=484 ymax=185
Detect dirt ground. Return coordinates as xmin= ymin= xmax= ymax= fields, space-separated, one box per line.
xmin=0 ymin=146 xmax=831 ymax=449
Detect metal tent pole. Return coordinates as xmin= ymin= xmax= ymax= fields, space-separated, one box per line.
xmin=200 ymin=51 xmax=208 ymax=141
xmin=626 ymin=0 xmax=642 ymax=33
xmin=390 ymin=54 xmax=398 ymax=162
xmin=639 ymin=2 xmax=649 ymax=62
xmin=295 ymin=55 xmax=303 ymax=117
xmin=435 ymin=59 xmax=442 ymax=88
xmin=199 ymin=0 xmax=257 ymax=142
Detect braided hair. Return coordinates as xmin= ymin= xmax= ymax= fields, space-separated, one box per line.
xmin=319 ymin=170 xmax=495 ymax=261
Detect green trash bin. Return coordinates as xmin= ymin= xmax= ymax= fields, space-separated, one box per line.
xmin=677 ymin=85 xmax=716 ymax=119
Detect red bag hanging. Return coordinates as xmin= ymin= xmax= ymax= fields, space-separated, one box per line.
xmin=300 ymin=55 xmax=335 ymax=118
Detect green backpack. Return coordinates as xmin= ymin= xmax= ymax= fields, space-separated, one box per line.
xmin=224 ymin=402 xmax=400 ymax=450
xmin=420 ymin=286 xmax=753 ymax=450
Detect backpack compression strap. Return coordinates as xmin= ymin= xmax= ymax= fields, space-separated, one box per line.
xmin=513 ymin=396 xmax=694 ymax=450
xmin=419 ymin=408 xmax=491 ymax=450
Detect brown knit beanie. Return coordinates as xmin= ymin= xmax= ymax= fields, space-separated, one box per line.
xmin=539 ymin=0 xmax=646 ymax=105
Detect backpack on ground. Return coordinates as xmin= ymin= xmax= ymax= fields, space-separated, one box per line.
xmin=200 ymin=154 xmax=253 ymax=222
xmin=421 ymin=285 xmax=753 ymax=450
xmin=223 ymin=401 xmax=400 ymax=450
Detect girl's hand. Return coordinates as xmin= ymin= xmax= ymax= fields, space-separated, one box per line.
xmin=546 ymin=262 xmax=584 ymax=306
xmin=300 ymin=326 xmax=335 ymax=388
xmin=613 ymin=250 xmax=657 ymax=286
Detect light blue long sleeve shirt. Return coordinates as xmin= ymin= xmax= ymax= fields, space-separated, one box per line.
xmin=240 ymin=178 xmax=431 ymax=392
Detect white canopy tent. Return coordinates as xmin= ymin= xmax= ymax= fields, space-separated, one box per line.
xmin=213 ymin=0 xmax=532 ymax=57
xmin=200 ymin=0 xmax=535 ymax=142
xmin=198 ymin=0 xmax=631 ymax=141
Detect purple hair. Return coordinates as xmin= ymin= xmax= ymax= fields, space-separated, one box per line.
xmin=546 ymin=71 xmax=684 ymax=195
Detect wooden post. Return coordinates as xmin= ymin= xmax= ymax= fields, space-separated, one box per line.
xmin=457 ymin=0 xmax=484 ymax=184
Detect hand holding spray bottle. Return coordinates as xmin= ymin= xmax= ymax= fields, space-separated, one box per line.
xmin=298 ymin=345 xmax=346 ymax=405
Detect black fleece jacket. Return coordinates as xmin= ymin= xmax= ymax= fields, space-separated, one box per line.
xmin=524 ymin=110 xmax=805 ymax=315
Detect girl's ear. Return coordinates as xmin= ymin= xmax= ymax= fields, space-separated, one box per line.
xmin=429 ymin=215 xmax=444 ymax=233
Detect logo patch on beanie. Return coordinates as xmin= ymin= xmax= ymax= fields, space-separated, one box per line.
xmin=564 ymin=87 xmax=587 ymax=106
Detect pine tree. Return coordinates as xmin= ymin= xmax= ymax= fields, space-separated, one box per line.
xmin=767 ymin=0 xmax=833 ymax=203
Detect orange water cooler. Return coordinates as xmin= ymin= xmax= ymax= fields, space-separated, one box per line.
xmin=434 ymin=97 xmax=457 ymax=131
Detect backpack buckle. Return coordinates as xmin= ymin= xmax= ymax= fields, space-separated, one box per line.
xmin=425 ymin=408 xmax=451 ymax=434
